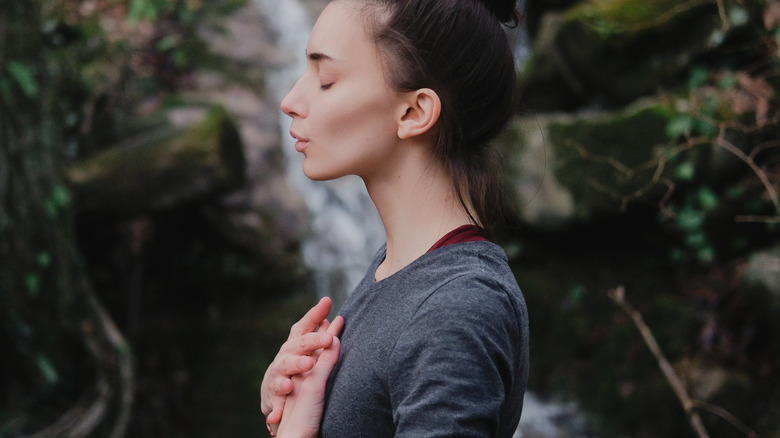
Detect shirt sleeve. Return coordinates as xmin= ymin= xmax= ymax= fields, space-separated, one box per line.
xmin=387 ymin=275 xmax=523 ymax=437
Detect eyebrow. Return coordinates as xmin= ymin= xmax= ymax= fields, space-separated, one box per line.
xmin=307 ymin=51 xmax=336 ymax=63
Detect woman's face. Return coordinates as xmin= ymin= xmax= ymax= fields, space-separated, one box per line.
xmin=280 ymin=1 xmax=407 ymax=182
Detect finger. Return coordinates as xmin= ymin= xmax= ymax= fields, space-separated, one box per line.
xmin=327 ymin=315 xmax=345 ymax=337
xmin=289 ymin=331 xmax=334 ymax=367
xmin=266 ymin=405 xmax=282 ymax=436
xmin=311 ymin=336 xmax=341 ymax=378
xmin=266 ymin=407 xmax=283 ymax=425
xmin=289 ymin=297 xmax=333 ymax=339
xmin=265 ymin=331 xmax=330 ymax=381
xmin=261 ymin=376 xmax=292 ymax=416
xmin=295 ymin=354 xmax=317 ymax=373
xmin=291 ymin=331 xmax=334 ymax=354
xmin=317 ymin=318 xmax=330 ymax=332
xmin=264 ymin=356 xmax=305 ymax=389
xmin=272 ymin=376 xmax=294 ymax=396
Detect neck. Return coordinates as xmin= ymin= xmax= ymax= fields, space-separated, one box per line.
xmin=363 ymin=149 xmax=473 ymax=281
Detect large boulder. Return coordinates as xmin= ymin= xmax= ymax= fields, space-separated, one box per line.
xmin=519 ymin=0 xmax=761 ymax=111
xmin=504 ymin=71 xmax=778 ymax=264
xmin=502 ymin=98 xmax=676 ymax=227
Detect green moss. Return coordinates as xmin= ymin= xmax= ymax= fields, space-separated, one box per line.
xmin=207 ymin=0 xmax=250 ymax=16
xmin=568 ymin=0 xmax=704 ymax=37
xmin=549 ymin=103 xmax=674 ymax=214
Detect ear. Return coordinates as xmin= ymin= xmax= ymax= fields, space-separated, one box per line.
xmin=397 ymin=88 xmax=441 ymax=140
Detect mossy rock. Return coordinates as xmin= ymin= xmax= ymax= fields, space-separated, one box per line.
xmin=519 ymin=0 xmax=761 ymax=109
xmin=550 ymin=100 xmax=674 ymax=217
xmin=501 ymin=98 xmax=683 ymax=225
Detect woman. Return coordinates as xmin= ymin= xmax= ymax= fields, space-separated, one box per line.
xmin=261 ymin=0 xmax=529 ymax=436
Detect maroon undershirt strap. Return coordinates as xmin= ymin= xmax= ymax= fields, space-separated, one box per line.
xmin=427 ymin=224 xmax=489 ymax=252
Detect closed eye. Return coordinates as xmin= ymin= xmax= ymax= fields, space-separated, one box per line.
xmin=320 ymin=83 xmax=334 ymax=91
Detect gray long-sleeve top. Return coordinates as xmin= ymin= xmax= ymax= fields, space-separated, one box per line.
xmin=321 ymin=240 xmax=529 ymax=437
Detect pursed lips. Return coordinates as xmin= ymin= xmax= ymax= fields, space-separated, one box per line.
xmin=290 ymin=130 xmax=309 ymax=152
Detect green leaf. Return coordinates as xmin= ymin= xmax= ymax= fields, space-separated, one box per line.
xmin=727 ymin=6 xmax=748 ymax=27
xmin=666 ymin=115 xmax=693 ymax=138
xmin=128 ymin=0 xmax=158 ymax=23
xmin=43 ymin=185 xmax=70 ymax=219
xmin=566 ymin=284 xmax=586 ymax=307
xmin=697 ymin=187 xmax=718 ymax=210
xmin=6 ymin=61 xmax=38 ymax=98
xmin=36 ymin=356 xmax=59 ymax=384
xmin=694 ymin=119 xmax=718 ymax=137
xmin=717 ymin=73 xmax=738 ymax=90
xmin=685 ymin=230 xmax=708 ymax=248
xmin=696 ymin=245 xmax=715 ymax=263
xmin=51 ymin=185 xmax=71 ymax=208
xmin=688 ymin=66 xmax=709 ymax=89
xmin=25 ymin=273 xmax=40 ymax=297
xmin=37 ymin=252 xmax=52 ymax=268
xmin=156 ymin=35 xmax=180 ymax=51
xmin=171 ymin=50 xmax=188 ymax=68
xmin=677 ymin=206 xmax=703 ymax=231
xmin=675 ymin=161 xmax=696 ymax=181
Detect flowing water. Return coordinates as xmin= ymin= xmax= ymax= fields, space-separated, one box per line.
xmin=252 ymin=1 xmax=588 ymax=436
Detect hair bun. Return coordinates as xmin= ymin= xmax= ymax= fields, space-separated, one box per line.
xmin=476 ymin=0 xmax=521 ymax=25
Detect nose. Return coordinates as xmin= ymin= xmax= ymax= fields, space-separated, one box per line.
xmin=280 ymin=78 xmax=306 ymax=118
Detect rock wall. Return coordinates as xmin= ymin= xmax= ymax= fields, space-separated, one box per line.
xmin=499 ymin=0 xmax=780 ymax=436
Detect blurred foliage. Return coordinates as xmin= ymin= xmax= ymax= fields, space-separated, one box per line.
xmin=0 ymin=0 xmax=259 ymax=436
xmin=513 ymin=0 xmax=780 ymax=437
xmin=568 ymin=0 xmax=692 ymax=37
xmin=661 ymin=65 xmax=780 ymax=265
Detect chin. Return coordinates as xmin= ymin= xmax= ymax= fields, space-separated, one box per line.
xmin=303 ymin=157 xmax=355 ymax=181
xmin=302 ymin=166 xmax=338 ymax=182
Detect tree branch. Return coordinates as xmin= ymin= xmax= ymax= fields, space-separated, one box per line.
xmin=715 ymin=0 xmax=730 ymax=31
xmin=693 ymin=400 xmax=760 ymax=438
xmin=26 ymin=277 xmax=134 ymax=438
xmin=608 ymin=286 xmax=710 ymax=438
xmin=715 ymin=125 xmax=780 ymax=217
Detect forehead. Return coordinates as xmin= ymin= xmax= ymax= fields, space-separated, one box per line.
xmin=308 ymin=1 xmax=374 ymax=61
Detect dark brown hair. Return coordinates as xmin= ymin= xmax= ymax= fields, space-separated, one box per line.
xmin=356 ymin=0 xmax=520 ymax=236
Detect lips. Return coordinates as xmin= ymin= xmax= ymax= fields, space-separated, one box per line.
xmin=290 ymin=130 xmax=309 ymax=152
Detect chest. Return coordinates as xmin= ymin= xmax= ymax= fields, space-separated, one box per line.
xmin=321 ymin=281 xmax=426 ymax=437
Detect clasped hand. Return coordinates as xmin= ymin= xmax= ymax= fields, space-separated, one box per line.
xmin=261 ymin=297 xmax=344 ymax=437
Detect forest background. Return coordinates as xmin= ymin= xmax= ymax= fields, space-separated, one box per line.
xmin=1 ymin=0 xmax=779 ymax=437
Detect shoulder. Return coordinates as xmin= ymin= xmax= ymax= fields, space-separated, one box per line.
xmin=396 ymin=241 xmax=528 ymax=347
xmin=421 ymin=241 xmax=526 ymax=317
xmin=385 ymin=243 xmax=530 ymax=435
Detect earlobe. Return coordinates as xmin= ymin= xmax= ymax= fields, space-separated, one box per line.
xmin=397 ymin=88 xmax=441 ymax=140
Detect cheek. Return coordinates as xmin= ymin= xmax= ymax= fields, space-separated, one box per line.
xmin=328 ymin=95 xmax=397 ymax=140
xmin=312 ymin=80 xmax=400 ymax=146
